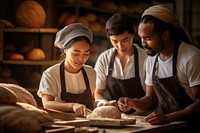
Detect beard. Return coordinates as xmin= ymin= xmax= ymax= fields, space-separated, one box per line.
xmin=146 ymin=49 xmax=158 ymax=56
xmin=143 ymin=41 xmax=165 ymax=56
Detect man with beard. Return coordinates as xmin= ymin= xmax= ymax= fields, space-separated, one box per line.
xmin=118 ymin=5 xmax=200 ymax=132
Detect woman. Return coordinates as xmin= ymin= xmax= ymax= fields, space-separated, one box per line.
xmin=94 ymin=13 xmax=147 ymax=114
xmin=37 ymin=23 xmax=96 ymax=117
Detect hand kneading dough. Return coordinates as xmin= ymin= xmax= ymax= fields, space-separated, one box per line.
xmin=88 ymin=106 xmax=121 ymax=119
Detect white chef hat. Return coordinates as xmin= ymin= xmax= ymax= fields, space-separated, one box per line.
xmin=54 ymin=23 xmax=93 ymax=49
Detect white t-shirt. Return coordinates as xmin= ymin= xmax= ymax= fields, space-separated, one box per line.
xmin=94 ymin=44 xmax=147 ymax=91
xmin=37 ymin=63 xmax=96 ymax=102
xmin=145 ymin=42 xmax=200 ymax=100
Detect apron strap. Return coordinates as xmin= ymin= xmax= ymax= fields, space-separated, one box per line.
xmin=60 ymin=60 xmax=91 ymax=101
xmin=172 ymin=41 xmax=180 ymax=80
xmin=60 ymin=60 xmax=66 ymax=97
xmin=81 ymin=67 xmax=91 ymax=91
xmin=152 ymin=42 xmax=180 ymax=81
xmin=108 ymin=49 xmax=116 ymax=76
xmin=133 ymin=45 xmax=139 ymax=77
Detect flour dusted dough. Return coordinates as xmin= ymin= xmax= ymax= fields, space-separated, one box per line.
xmin=87 ymin=106 xmax=121 ymax=119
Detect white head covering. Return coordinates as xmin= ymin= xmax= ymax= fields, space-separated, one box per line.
xmin=54 ymin=23 xmax=93 ymax=49
xmin=142 ymin=5 xmax=192 ymax=43
xmin=142 ymin=5 xmax=180 ymax=28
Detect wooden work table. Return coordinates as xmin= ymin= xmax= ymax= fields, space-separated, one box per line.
xmin=96 ymin=121 xmax=188 ymax=133
xmin=47 ymin=118 xmax=187 ymax=133
xmin=42 ymin=110 xmax=188 ymax=133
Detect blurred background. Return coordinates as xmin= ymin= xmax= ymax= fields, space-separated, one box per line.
xmin=0 ymin=0 xmax=199 ymax=96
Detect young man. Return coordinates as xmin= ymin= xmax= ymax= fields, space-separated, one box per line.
xmin=94 ymin=13 xmax=147 ymax=114
xmin=118 ymin=5 xmax=200 ymax=131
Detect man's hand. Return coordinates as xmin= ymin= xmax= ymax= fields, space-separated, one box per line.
xmin=145 ymin=112 xmax=170 ymax=125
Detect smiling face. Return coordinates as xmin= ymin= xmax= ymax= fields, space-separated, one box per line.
xmin=109 ymin=31 xmax=133 ymax=53
xmin=138 ymin=22 xmax=165 ymax=56
xmin=64 ymin=40 xmax=90 ymax=73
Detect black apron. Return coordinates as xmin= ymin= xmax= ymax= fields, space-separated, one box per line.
xmin=106 ymin=46 xmax=145 ymax=113
xmin=152 ymin=43 xmax=198 ymax=132
xmin=152 ymin=43 xmax=193 ymax=114
xmin=60 ymin=61 xmax=93 ymax=111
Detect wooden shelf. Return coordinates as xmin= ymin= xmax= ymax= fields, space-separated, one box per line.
xmin=58 ymin=4 xmax=141 ymax=18
xmin=0 ymin=60 xmax=59 ymax=66
xmin=4 ymin=28 xmax=58 ymax=33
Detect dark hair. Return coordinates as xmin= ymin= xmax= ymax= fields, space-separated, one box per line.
xmin=106 ymin=19 xmax=135 ymax=37
xmin=105 ymin=13 xmax=135 ymax=37
xmin=139 ymin=15 xmax=173 ymax=36
xmin=139 ymin=15 xmax=191 ymax=44
xmin=106 ymin=26 xmax=134 ymax=37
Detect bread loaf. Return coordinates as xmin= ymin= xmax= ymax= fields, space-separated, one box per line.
xmin=0 ymin=104 xmax=19 ymax=116
xmin=79 ymin=0 xmax=92 ymax=6
xmin=0 ymin=83 xmax=37 ymax=107
xmin=8 ymin=52 xmax=24 ymax=60
xmin=84 ymin=13 xmax=97 ymax=22
xmin=16 ymin=0 xmax=46 ymax=28
xmin=97 ymin=1 xmax=117 ymax=11
xmin=0 ymin=104 xmax=41 ymax=133
xmin=4 ymin=115 xmax=41 ymax=133
xmin=87 ymin=106 xmax=121 ymax=119
xmin=77 ymin=17 xmax=89 ymax=27
xmin=0 ymin=19 xmax=15 ymax=28
xmin=64 ymin=14 xmax=76 ymax=25
xmin=26 ymin=48 xmax=45 ymax=60
xmin=16 ymin=102 xmax=54 ymax=123
xmin=57 ymin=12 xmax=70 ymax=25
xmin=89 ymin=22 xmax=102 ymax=32
xmin=0 ymin=104 xmax=53 ymax=133
xmin=0 ymin=86 xmax=17 ymax=105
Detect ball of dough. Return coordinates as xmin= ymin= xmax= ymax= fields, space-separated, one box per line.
xmin=89 ymin=106 xmax=121 ymax=119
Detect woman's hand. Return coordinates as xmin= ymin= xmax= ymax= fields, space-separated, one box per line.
xmin=117 ymin=97 xmax=134 ymax=112
xmin=104 ymin=100 xmax=118 ymax=107
xmin=72 ymin=103 xmax=87 ymax=117
xmin=96 ymin=99 xmax=117 ymax=107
